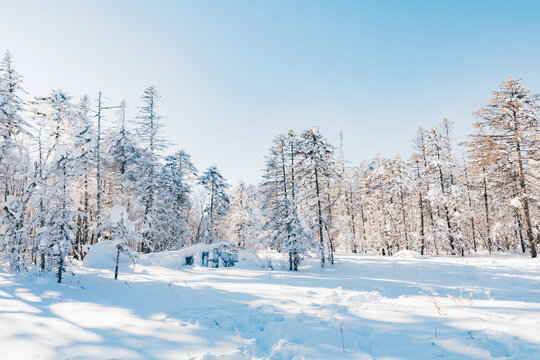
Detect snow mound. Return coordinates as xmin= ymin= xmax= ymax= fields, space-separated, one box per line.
xmin=146 ymin=242 xmax=264 ymax=269
xmin=146 ymin=243 xmax=216 ymax=269
xmin=393 ymin=250 xmax=423 ymax=259
xmin=237 ymin=249 xmax=263 ymax=268
xmin=82 ymin=241 xmax=135 ymax=269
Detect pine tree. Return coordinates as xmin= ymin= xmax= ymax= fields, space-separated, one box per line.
xmin=299 ymin=126 xmax=336 ymax=266
xmin=134 ymin=86 xmax=169 ymax=252
xmin=159 ymin=151 xmax=196 ymax=249
xmin=72 ymin=95 xmax=96 ymax=259
xmin=31 ymin=90 xmax=78 ymax=282
xmin=105 ymin=100 xmax=141 ymax=214
xmin=0 ymin=51 xmax=28 ymax=145
xmin=228 ymin=181 xmax=252 ymax=248
xmin=0 ymin=50 xmax=31 ymax=270
xmin=198 ymin=166 xmax=230 ymax=243
xmin=261 ymin=132 xmax=311 ymax=270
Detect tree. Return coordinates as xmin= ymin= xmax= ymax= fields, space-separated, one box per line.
xmin=198 ymin=166 xmax=230 ymax=243
xmin=411 ymin=127 xmax=439 ymax=255
xmin=159 ymin=151 xmax=196 ymax=249
xmin=261 ymin=132 xmax=311 ymax=270
xmin=31 ymin=90 xmax=78 ymax=282
xmin=93 ymin=92 xmax=121 ymax=242
xmin=105 ymin=99 xmax=142 ymax=215
xmin=0 ymin=51 xmax=28 ymax=145
xmin=0 ymin=50 xmax=31 ymax=270
xmin=299 ymin=126 xmax=336 ymax=266
xmin=335 ymin=132 xmax=360 ymax=253
xmin=228 ymin=181 xmax=256 ymax=249
xmin=426 ymin=120 xmax=464 ymax=255
xmin=471 ymin=78 xmax=539 ymax=257
xmin=72 ymin=95 xmax=96 ymax=259
xmin=134 ymin=86 xmax=169 ymax=252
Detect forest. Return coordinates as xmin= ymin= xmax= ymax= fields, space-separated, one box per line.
xmin=1 ymin=50 xmax=539 ymax=281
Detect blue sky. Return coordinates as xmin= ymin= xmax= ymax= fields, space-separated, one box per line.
xmin=1 ymin=0 xmax=540 ymax=184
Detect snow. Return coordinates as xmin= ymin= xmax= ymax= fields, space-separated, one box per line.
xmin=237 ymin=249 xmax=264 ymax=268
xmin=2 ymin=253 xmax=540 ymax=359
xmin=510 ymin=197 xmax=522 ymax=208
xmin=392 ymin=249 xmax=423 ymax=259
xmin=109 ymin=205 xmax=132 ymax=230
xmin=81 ymin=241 xmax=135 ymax=270
xmin=146 ymin=242 xmax=264 ymax=269
xmin=146 ymin=243 xmax=218 ymax=268
xmin=82 ymin=240 xmax=264 ymax=271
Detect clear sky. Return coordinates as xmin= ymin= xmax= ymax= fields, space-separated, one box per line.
xmin=1 ymin=0 xmax=540 ymax=185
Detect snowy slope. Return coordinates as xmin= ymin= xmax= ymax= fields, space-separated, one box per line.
xmin=1 ymin=253 xmax=540 ymax=359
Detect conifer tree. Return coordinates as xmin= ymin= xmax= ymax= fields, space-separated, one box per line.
xmin=31 ymin=90 xmax=77 ymax=282
xmin=0 ymin=51 xmax=31 ymax=270
xmin=261 ymin=132 xmax=311 ymax=270
xmin=198 ymin=165 xmax=230 ymax=243
xmin=135 ymin=86 xmax=169 ymax=251
xmin=72 ymin=95 xmax=96 ymax=259
xmin=299 ymin=126 xmax=336 ymax=266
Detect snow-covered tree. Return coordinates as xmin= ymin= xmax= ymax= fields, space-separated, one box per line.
xmin=71 ymin=95 xmax=96 ymax=259
xmin=134 ymin=86 xmax=169 ymax=252
xmin=0 ymin=51 xmax=31 ymax=270
xmin=30 ymin=90 xmax=78 ymax=282
xmin=227 ymin=181 xmax=262 ymax=249
xmin=158 ymin=151 xmax=196 ymax=249
xmin=299 ymin=126 xmax=336 ymax=266
xmin=470 ymin=78 xmax=540 ymax=257
xmin=198 ymin=165 xmax=230 ymax=243
xmin=261 ymin=132 xmax=312 ymax=270
xmin=0 ymin=51 xmax=28 ymax=145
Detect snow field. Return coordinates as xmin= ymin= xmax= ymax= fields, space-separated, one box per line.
xmin=1 ymin=253 xmax=540 ymax=359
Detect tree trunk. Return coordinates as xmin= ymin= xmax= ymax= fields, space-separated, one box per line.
xmin=57 ymin=257 xmax=63 ymax=283
xmin=96 ymin=92 xmax=102 ymax=241
xmin=115 ymin=248 xmax=120 ymax=280
xmin=512 ymin=115 xmax=536 ymax=257
xmin=419 ymin=189 xmax=425 ymax=255
xmin=463 ymin=165 xmax=477 ymax=252
xmin=314 ymin=165 xmax=325 ymax=267
xmin=482 ymin=171 xmax=492 ymax=253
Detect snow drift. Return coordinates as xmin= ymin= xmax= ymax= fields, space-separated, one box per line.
xmin=392 ymin=250 xmax=423 ymax=259
xmin=82 ymin=240 xmax=136 ymax=269
xmin=146 ymin=241 xmax=264 ymax=269
xmin=82 ymin=241 xmax=264 ymax=271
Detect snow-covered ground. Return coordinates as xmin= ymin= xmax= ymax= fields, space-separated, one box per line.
xmin=2 ymin=252 xmax=540 ymax=359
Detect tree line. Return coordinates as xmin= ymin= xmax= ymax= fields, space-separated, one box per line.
xmin=0 ymin=51 xmax=539 ymax=279
xmin=259 ymin=78 xmax=540 ymax=269
xmin=0 ymin=51 xmax=231 ymax=281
